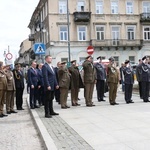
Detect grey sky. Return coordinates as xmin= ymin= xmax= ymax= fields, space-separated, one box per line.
xmin=0 ymin=0 xmax=39 ymax=62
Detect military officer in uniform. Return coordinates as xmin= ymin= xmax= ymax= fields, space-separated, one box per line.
xmin=82 ymin=56 xmax=96 ymax=107
xmin=107 ymin=57 xmax=119 ymax=105
xmin=139 ymin=56 xmax=150 ymax=102
xmin=68 ymin=60 xmax=80 ymax=106
xmin=0 ymin=61 xmax=8 ymax=118
xmin=94 ymin=56 xmax=106 ymax=102
xmin=123 ymin=60 xmax=134 ymax=104
xmin=5 ymin=64 xmax=17 ymax=114
xmin=58 ymin=61 xmax=71 ymax=109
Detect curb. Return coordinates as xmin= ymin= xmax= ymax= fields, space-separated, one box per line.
xmin=26 ymin=96 xmax=57 ymax=150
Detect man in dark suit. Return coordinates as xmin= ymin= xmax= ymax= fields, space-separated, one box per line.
xmin=27 ymin=61 xmax=40 ymax=109
xmin=42 ymin=55 xmax=59 ymax=118
xmin=54 ymin=62 xmax=61 ymax=104
xmin=37 ymin=63 xmax=44 ymax=106
xmin=94 ymin=56 xmax=106 ymax=102
xmin=123 ymin=60 xmax=134 ymax=104
xmin=13 ymin=64 xmax=25 ymax=110
xmin=139 ymin=56 xmax=150 ymax=102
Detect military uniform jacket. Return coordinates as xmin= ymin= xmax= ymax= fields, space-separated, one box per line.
xmin=94 ymin=63 xmax=106 ymax=80
xmin=82 ymin=60 xmax=96 ymax=84
xmin=58 ymin=66 xmax=70 ymax=89
xmin=123 ymin=67 xmax=134 ymax=84
xmin=5 ymin=70 xmax=16 ymax=91
xmin=107 ymin=64 xmax=119 ymax=84
xmin=14 ymin=69 xmax=24 ymax=89
xmin=69 ymin=65 xmax=80 ymax=89
xmin=139 ymin=62 xmax=150 ymax=82
xmin=0 ymin=70 xmax=7 ymax=90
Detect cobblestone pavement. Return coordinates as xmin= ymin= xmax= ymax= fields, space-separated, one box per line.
xmin=36 ymin=107 xmax=94 ymax=150
xmin=0 ymin=95 xmax=44 ymax=150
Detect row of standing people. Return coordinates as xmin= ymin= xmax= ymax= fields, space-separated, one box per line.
xmin=0 ymin=61 xmax=24 ymax=118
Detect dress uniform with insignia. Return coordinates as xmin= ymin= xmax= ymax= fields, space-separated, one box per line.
xmin=82 ymin=56 xmax=97 ymax=107
xmin=107 ymin=57 xmax=119 ymax=105
xmin=123 ymin=60 xmax=134 ymax=104
xmin=94 ymin=56 xmax=106 ymax=102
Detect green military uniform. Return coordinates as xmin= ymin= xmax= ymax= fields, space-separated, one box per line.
xmin=58 ymin=63 xmax=71 ymax=108
xmin=5 ymin=68 xmax=16 ymax=113
xmin=0 ymin=62 xmax=7 ymax=117
xmin=69 ymin=61 xmax=80 ymax=106
xmin=82 ymin=57 xmax=96 ymax=106
xmin=107 ymin=58 xmax=119 ymax=105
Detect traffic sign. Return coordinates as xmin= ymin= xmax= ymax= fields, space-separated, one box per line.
xmin=33 ymin=43 xmax=46 ymax=55
xmin=87 ymin=46 xmax=94 ymax=55
xmin=6 ymin=53 xmax=13 ymax=60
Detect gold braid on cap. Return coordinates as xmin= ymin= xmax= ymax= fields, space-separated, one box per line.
xmin=14 ymin=70 xmax=20 ymax=79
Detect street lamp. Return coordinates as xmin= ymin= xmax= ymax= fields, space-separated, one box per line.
xmin=67 ymin=0 xmax=71 ymax=67
xmin=35 ymin=22 xmax=46 ymax=63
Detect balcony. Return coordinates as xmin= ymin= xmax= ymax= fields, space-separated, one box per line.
xmin=28 ymin=34 xmax=35 ymax=41
xmin=140 ymin=13 xmax=150 ymax=22
xmin=73 ymin=12 xmax=91 ymax=22
xmin=91 ymin=39 xmax=143 ymax=50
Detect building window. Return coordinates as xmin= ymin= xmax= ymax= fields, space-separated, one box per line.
xmin=111 ymin=1 xmax=118 ymax=14
xmin=127 ymin=26 xmax=135 ymax=40
xmin=60 ymin=26 xmax=68 ymax=41
xmin=143 ymin=27 xmax=150 ymax=40
xmin=129 ymin=56 xmax=135 ymax=64
xmin=77 ymin=1 xmax=85 ymax=12
xmin=96 ymin=1 xmax=103 ymax=14
xmin=59 ymin=0 xmax=67 ymax=14
xmin=96 ymin=26 xmax=104 ymax=40
xmin=78 ymin=26 xmax=86 ymax=41
xmin=126 ymin=1 xmax=133 ymax=14
xmin=112 ymin=26 xmax=120 ymax=46
xmin=113 ymin=56 xmax=119 ymax=66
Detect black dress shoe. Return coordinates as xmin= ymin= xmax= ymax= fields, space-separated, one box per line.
xmin=34 ymin=105 xmax=40 ymax=108
xmin=100 ymin=99 xmax=106 ymax=101
xmin=126 ymin=102 xmax=130 ymax=104
xmin=17 ymin=108 xmax=22 ymax=110
xmin=30 ymin=106 xmax=35 ymax=109
xmin=7 ymin=111 xmax=11 ymax=114
xmin=61 ymin=106 xmax=67 ymax=109
xmin=86 ymin=104 xmax=92 ymax=107
xmin=2 ymin=114 xmax=8 ymax=117
xmin=129 ymin=101 xmax=134 ymax=103
xmin=21 ymin=108 xmax=24 ymax=110
xmin=110 ymin=103 xmax=115 ymax=105
xmin=45 ymin=114 xmax=52 ymax=118
xmin=0 ymin=114 xmax=3 ymax=118
xmin=10 ymin=110 xmax=17 ymax=113
xmin=72 ymin=103 xmax=77 ymax=106
xmin=143 ymin=100 xmax=148 ymax=102
xmin=51 ymin=112 xmax=59 ymax=116
xmin=114 ymin=102 xmax=119 ymax=105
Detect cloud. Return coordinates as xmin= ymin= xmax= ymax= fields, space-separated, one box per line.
xmin=0 ymin=0 xmax=39 ymax=62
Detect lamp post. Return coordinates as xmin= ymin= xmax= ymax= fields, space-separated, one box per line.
xmin=67 ymin=0 xmax=71 ymax=67
xmin=35 ymin=22 xmax=46 ymax=63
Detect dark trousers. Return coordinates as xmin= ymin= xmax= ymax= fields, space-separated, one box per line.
xmin=29 ymin=86 xmax=38 ymax=108
xmin=138 ymin=82 xmax=142 ymax=98
xmin=96 ymin=80 xmax=105 ymax=101
xmin=141 ymin=81 xmax=149 ymax=102
xmin=38 ymin=86 xmax=44 ymax=105
xmin=124 ymin=84 xmax=133 ymax=103
xmin=16 ymin=88 xmax=24 ymax=109
xmin=55 ymin=89 xmax=60 ymax=103
xmin=44 ymin=90 xmax=54 ymax=115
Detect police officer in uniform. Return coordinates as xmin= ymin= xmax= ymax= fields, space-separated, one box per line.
xmin=107 ymin=57 xmax=119 ymax=105
xmin=82 ymin=56 xmax=96 ymax=107
xmin=123 ymin=60 xmax=134 ymax=104
xmin=94 ymin=56 xmax=106 ymax=102
xmin=139 ymin=56 xmax=150 ymax=102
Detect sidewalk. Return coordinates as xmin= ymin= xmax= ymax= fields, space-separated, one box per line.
xmin=30 ymin=87 xmax=150 ymax=150
xmin=0 ymin=94 xmax=45 ymax=150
